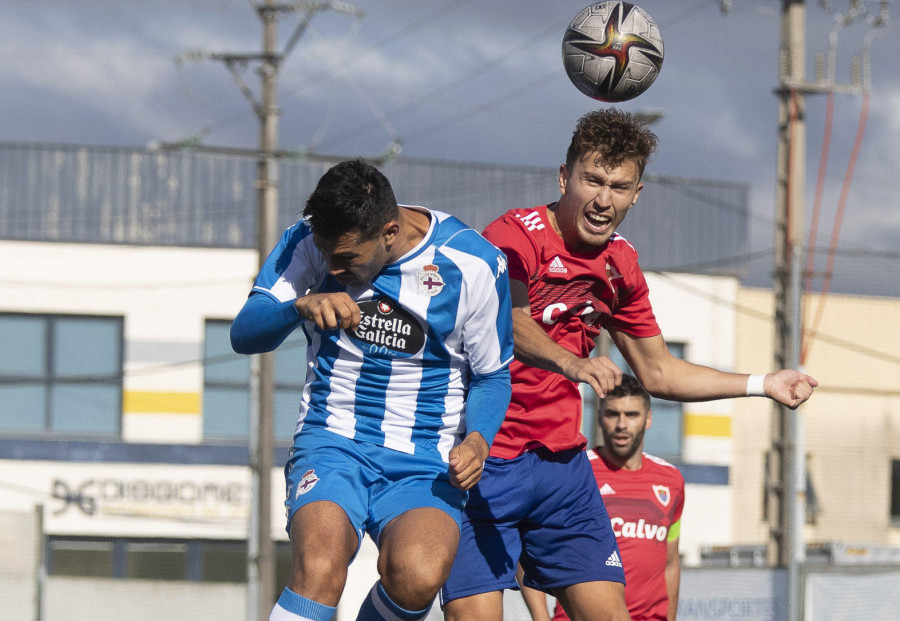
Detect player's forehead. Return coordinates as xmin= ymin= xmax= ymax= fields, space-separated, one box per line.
xmin=314 ymin=230 xmax=371 ymax=256
xmin=575 ymin=152 xmax=640 ymax=182
xmin=602 ymin=394 xmax=648 ymax=414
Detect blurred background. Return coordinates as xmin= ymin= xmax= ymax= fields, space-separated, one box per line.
xmin=0 ymin=1 xmax=898 ymax=620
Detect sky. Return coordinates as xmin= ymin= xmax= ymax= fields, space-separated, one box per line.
xmin=2 ymin=0 xmax=899 ymax=297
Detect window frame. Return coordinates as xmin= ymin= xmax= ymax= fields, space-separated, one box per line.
xmin=202 ymin=318 xmax=305 ymax=443
xmin=0 ymin=312 xmax=124 ymax=436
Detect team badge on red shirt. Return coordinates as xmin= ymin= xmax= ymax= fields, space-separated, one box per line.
xmin=652 ymin=484 xmax=671 ymax=506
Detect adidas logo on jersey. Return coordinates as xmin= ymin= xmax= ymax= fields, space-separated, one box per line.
xmin=605 ymin=551 xmax=623 ymax=568
xmin=599 ymin=483 xmax=616 ymax=496
xmin=548 ymin=256 xmax=567 ymax=274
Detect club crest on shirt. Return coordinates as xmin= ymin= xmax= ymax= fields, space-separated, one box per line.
xmin=652 ymin=484 xmax=671 ymax=506
xmin=296 ymin=469 xmax=319 ymax=497
xmin=417 ymin=264 xmax=445 ymax=297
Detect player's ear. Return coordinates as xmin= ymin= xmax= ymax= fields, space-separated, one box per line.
xmin=645 ymin=408 xmax=653 ymax=430
xmin=381 ymin=220 xmax=400 ymax=246
xmin=558 ymin=164 xmax=568 ymax=193
xmin=631 ymin=182 xmax=644 ymax=206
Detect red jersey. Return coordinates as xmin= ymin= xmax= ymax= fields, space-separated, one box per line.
xmin=553 ymin=449 xmax=685 ymax=621
xmin=483 ymin=205 xmax=660 ymax=458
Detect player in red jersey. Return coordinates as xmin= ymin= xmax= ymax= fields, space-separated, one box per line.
xmin=441 ymin=108 xmax=817 ymax=621
xmin=520 ymin=375 xmax=685 ymax=621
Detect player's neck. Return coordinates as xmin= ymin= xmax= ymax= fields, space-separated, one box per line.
xmin=597 ymin=445 xmax=643 ymax=471
xmin=391 ymin=206 xmax=431 ymax=260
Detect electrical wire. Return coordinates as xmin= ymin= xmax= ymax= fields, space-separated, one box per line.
xmin=802 ymin=89 xmax=870 ymax=363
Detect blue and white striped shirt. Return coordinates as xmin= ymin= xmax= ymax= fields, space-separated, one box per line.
xmin=249 ymin=207 xmax=514 ymax=462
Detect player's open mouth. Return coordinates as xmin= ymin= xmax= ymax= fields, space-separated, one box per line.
xmin=584 ymin=212 xmax=612 ymax=230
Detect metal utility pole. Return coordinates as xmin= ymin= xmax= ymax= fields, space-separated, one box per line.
xmin=770 ymin=2 xmax=806 ymax=620
xmin=769 ymin=4 xmax=870 ymax=619
xmin=170 ymin=3 xmax=362 ymax=620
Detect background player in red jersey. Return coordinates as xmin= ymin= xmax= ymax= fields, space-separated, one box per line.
xmin=519 ymin=374 xmax=685 ymax=621
xmin=441 ymin=108 xmax=817 ymax=621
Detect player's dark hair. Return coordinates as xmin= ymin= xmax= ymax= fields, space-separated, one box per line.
xmin=603 ymin=373 xmax=651 ymax=410
xmin=565 ymin=108 xmax=659 ymax=178
xmin=303 ymin=159 xmax=399 ymax=243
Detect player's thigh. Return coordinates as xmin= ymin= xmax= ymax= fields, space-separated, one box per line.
xmin=377 ymin=506 xmax=459 ymax=588
xmin=520 ymin=449 xmax=625 ymax=591
xmin=287 ymin=500 xmax=357 ymax=602
xmin=553 ymin=580 xmax=629 ymax=621
xmin=441 ymin=455 xmax=534 ymax=604
xmin=366 ymin=446 xmax=466 ymax=545
xmin=443 ymin=590 xmax=505 ymax=621
xmin=284 ymin=428 xmax=371 ymax=534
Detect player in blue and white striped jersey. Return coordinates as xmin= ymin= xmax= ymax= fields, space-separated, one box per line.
xmin=230 ymin=160 xmax=514 ymax=621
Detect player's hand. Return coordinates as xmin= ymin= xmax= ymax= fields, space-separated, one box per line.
xmin=560 ymin=355 xmax=623 ymax=399
xmin=448 ymin=433 xmax=489 ymax=491
xmin=765 ymin=369 xmax=819 ymax=409
xmin=295 ymin=292 xmax=361 ymax=331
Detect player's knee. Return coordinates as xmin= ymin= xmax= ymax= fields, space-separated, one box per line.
xmin=288 ymin=552 xmax=348 ymax=599
xmin=380 ymin=554 xmax=450 ymax=608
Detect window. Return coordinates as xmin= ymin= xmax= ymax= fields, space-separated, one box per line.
xmin=0 ymin=313 xmax=123 ymax=435
xmin=584 ymin=341 xmax=684 ymax=460
xmin=203 ymin=319 xmax=305 ymax=443
xmin=891 ymin=460 xmax=900 ymax=525
xmin=126 ymin=541 xmax=188 ymax=580
xmin=46 ymin=537 xmax=263 ymax=583
xmin=48 ymin=538 xmax=115 ymax=578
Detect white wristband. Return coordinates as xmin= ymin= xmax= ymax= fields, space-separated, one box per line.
xmin=746 ymin=374 xmax=766 ymax=397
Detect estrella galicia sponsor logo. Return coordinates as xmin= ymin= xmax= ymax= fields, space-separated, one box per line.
xmin=350 ymin=298 xmax=425 ymax=357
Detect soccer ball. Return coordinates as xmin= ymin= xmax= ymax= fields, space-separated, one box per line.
xmin=562 ymin=2 xmax=664 ymax=102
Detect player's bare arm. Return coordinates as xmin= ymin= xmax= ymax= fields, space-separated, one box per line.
xmin=611 ymin=330 xmax=818 ymax=409
xmin=295 ymin=291 xmax=361 ymax=331
xmin=509 ymin=279 xmax=622 ymax=397
xmin=448 ymin=432 xmax=489 ymax=491
xmin=665 ymin=537 xmax=681 ymax=621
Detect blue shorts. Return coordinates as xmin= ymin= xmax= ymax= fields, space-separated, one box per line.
xmin=284 ymin=427 xmax=466 ymax=552
xmin=441 ymin=448 xmax=625 ymax=603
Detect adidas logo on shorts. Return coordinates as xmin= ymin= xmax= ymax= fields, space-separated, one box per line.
xmin=605 ymin=551 xmax=623 ymax=568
